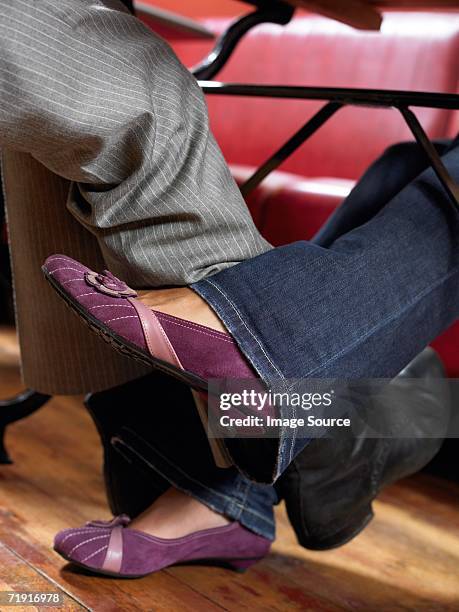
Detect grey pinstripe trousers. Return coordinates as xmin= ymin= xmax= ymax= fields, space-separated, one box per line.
xmin=0 ymin=0 xmax=270 ymax=393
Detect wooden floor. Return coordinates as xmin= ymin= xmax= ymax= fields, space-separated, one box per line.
xmin=0 ymin=326 xmax=458 ymax=611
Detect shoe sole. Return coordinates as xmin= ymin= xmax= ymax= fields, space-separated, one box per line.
xmin=54 ymin=548 xmax=262 ymax=578
xmin=43 ymin=268 xmax=208 ymax=392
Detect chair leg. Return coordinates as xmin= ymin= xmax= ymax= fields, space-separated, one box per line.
xmin=0 ymin=390 xmax=51 ymax=464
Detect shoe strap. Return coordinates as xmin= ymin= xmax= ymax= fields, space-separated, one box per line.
xmin=102 ymin=525 xmax=124 ymax=574
xmin=128 ymin=298 xmax=183 ymax=369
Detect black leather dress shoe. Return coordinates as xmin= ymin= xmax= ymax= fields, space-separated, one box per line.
xmin=275 ymin=347 xmax=450 ymax=549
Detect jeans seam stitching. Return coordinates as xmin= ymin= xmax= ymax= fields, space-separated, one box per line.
xmin=226 ymin=476 xmax=244 ymax=520
xmin=238 ymin=481 xmax=251 ymax=519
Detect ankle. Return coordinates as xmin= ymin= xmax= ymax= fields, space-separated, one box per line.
xmin=128 ymin=487 xmax=231 ymax=539
xmin=137 ymin=287 xmax=227 ymax=333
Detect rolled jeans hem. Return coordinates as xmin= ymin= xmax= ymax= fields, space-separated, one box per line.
xmin=118 ymin=428 xmax=276 ymax=540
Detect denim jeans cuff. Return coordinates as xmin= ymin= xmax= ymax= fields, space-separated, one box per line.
xmin=192 ymin=277 xmax=297 ymax=480
xmin=119 ymin=427 xmax=276 ymax=540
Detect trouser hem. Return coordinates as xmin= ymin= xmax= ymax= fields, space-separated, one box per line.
xmin=118 ymin=427 xmax=276 ymax=540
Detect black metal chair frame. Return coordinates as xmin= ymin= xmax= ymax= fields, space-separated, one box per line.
xmin=1 ymin=2 xmax=458 ymax=462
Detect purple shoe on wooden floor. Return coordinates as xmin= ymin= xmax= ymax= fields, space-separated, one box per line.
xmin=42 ymin=255 xmax=256 ymax=391
xmin=53 ymin=515 xmax=271 ymax=578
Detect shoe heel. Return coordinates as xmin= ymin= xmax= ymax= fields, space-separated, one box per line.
xmin=227 ymin=557 xmax=262 ymax=573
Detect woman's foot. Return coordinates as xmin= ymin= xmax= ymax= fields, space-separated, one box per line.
xmin=42 ymin=255 xmax=256 ymax=389
xmin=53 ymin=490 xmax=271 ymax=577
xmin=128 ymin=487 xmax=230 ymax=539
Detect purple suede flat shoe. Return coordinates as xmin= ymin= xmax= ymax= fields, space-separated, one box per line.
xmin=42 ymin=255 xmax=256 ymax=391
xmin=53 ymin=515 xmax=271 ymax=578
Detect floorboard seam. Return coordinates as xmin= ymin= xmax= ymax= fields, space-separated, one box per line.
xmin=1 ymin=541 xmax=91 ymax=611
xmin=164 ymin=570 xmax=229 ymax=611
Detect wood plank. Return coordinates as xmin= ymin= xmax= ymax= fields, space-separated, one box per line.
xmin=293 ymin=0 xmax=383 ymax=30
xmin=0 ymin=543 xmax=86 ymax=612
xmin=248 ymin=0 xmax=459 ymax=31
xmin=166 ymin=557 xmax=344 ymax=611
xmin=272 ymin=492 xmax=459 ymax=611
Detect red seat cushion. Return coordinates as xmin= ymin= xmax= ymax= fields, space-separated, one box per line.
xmin=231 ymin=165 xmax=353 ymax=244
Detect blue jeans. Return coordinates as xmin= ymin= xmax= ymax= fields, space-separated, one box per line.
xmin=139 ymin=140 xmax=458 ymax=540
xmin=193 ymin=138 xmax=459 ymax=483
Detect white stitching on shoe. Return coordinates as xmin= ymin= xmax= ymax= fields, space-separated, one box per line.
xmin=104 ymin=315 xmax=138 ymax=323
xmin=46 ymin=257 xmax=75 ymax=264
xmin=60 ymin=528 xmax=107 ymax=544
xmin=69 ymin=534 xmax=110 ymax=555
xmin=81 ymin=544 xmax=109 ymax=563
xmin=62 ymin=278 xmax=84 ymax=285
xmin=89 ymin=304 xmax=133 ymax=310
xmin=48 ymin=267 xmax=84 ymax=275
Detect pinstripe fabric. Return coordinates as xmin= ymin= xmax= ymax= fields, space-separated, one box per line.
xmin=2 ymin=150 xmax=151 ymax=393
xmin=0 ymin=0 xmax=271 ymax=392
xmin=0 ymin=0 xmax=270 ymax=286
